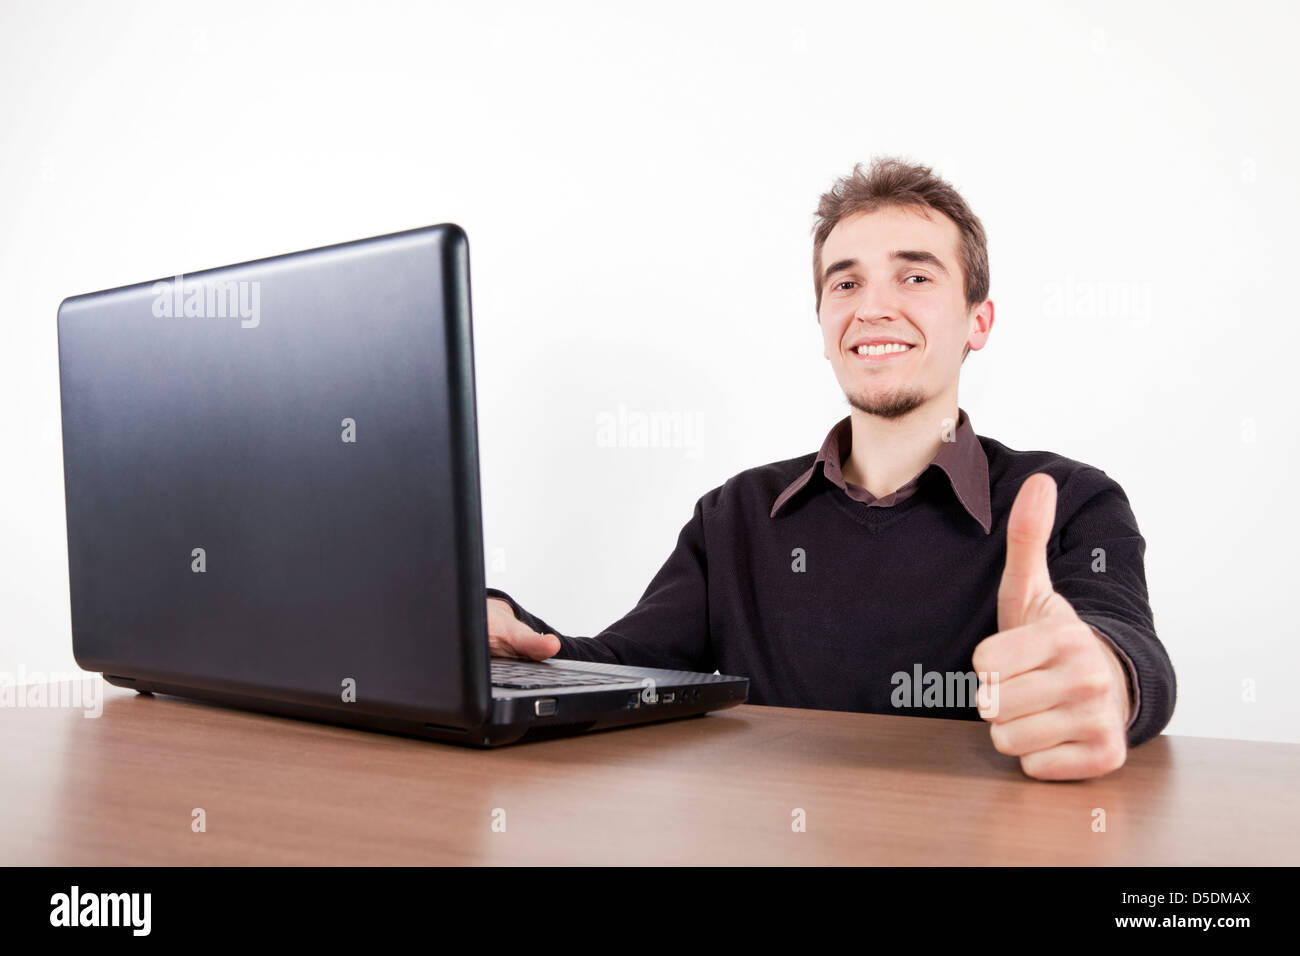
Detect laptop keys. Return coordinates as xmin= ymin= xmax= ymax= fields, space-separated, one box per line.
xmin=490 ymin=660 xmax=636 ymax=689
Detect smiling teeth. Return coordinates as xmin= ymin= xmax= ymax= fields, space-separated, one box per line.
xmin=856 ymin=343 xmax=912 ymax=355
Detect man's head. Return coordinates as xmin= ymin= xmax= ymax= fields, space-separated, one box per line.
xmin=812 ymin=157 xmax=993 ymax=421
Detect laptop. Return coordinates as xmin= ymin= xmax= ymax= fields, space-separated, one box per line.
xmin=56 ymin=224 xmax=748 ymax=746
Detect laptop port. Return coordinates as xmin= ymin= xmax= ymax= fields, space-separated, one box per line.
xmin=534 ymin=698 xmax=558 ymax=717
xmin=661 ymin=692 xmax=676 ymax=703
xmin=627 ymin=692 xmax=641 ymax=709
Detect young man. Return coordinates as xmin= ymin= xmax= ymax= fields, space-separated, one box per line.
xmin=485 ymin=157 xmax=1176 ymax=781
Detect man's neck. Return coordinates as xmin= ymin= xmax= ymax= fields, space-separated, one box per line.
xmin=841 ymin=397 xmax=960 ymax=499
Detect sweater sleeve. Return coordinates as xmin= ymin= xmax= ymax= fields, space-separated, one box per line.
xmin=1050 ymin=467 xmax=1176 ymax=748
xmin=485 ymin=587 xmax=568 ymax=641
xmin=486 ymin=495 xmax=716 ymax=672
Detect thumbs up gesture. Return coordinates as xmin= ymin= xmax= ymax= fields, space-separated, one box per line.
xmin=971 ymin=473 xmax=1132 ymax=780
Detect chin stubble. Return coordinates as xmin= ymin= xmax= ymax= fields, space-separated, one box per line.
xmin=846 ymin=387 xmax=927 ymax=421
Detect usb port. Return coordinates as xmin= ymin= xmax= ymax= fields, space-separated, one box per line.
xmin=661 ymin=692 xmax=676 ymax=703
xmin=627 ymin=692 xmax=641 ymax=709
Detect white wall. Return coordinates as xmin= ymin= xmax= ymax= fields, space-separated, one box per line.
xmin=2 ymin=0 xmax=1296 ymax=743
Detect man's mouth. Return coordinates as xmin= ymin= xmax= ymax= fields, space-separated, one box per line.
xmin=850 ymin=343 xmax=915 ymax=360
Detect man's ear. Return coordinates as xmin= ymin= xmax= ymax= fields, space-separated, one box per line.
xmin=966 ymin=300 xmax=995 ymax=357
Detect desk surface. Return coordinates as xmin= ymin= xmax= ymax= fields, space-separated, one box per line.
xmin=3 ymin=682 xmax=1295 ymax=865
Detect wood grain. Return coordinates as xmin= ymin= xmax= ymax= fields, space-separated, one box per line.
xmin=2 ymin=681 xmax=1295 ymax=865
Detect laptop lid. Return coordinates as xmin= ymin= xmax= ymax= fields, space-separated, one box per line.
xmin=56 ymin=224 xmax=493 ymax=731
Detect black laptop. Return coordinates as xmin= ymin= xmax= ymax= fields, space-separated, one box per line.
xmin=56 ymin=224 xmax=748 ymax=746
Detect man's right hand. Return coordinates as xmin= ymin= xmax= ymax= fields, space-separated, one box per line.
xmin=487 ymin=597 xmax=562 ymax=661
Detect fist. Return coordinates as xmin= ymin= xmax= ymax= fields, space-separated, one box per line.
xmin=971 ymin=473 xmax=1131 ymax=781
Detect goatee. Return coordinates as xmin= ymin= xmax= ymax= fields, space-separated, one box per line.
xmin=847 ymin=387 xmax=926 ymax=421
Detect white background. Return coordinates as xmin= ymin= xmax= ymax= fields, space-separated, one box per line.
xmin=1 ymin=0 xmax=1296 ymax=742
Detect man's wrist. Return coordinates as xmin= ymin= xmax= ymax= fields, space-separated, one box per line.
xmin=1088 ymin=623 xmax=1134 ymax=728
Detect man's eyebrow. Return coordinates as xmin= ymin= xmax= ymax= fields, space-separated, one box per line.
xmin=891 ymin=249 xmax=950 ymax=275
xmin=821 ymin=250 xmax=951 ymax=288
xmin=821 ymin=258 xmax=859 ymax=288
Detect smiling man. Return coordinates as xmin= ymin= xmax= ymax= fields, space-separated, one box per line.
xmin=486 ymin=156 xmax=1176 ymax=780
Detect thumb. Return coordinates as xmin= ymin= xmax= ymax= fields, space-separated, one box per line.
xmin=504 ymin=624 xmax=562 ymax=661
xmin=998 ymin=472 xmax=1058 ymax=631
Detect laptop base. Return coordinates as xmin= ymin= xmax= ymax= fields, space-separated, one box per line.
xmin=102 ymin=672 xmax=746 ymax=748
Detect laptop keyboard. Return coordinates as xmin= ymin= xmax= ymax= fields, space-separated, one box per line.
xmin=490 ymin=660 xmax=636 ymax=690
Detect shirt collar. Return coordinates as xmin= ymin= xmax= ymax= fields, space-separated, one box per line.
xmin=769 ymin=407 xmax=992 ymax=534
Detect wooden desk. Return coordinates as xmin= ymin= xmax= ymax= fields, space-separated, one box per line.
xmin=2 ymin=681 xmax=1295 ymax=865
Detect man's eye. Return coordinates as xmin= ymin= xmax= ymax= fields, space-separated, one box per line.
xmin=835 ymin=281 xmax=856 ymax=291
xmin=906 ymin=275 xmax=929 ymax=284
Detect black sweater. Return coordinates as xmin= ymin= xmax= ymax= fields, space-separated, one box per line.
xmin=488 ymin=427 xmax=1176 ymax=748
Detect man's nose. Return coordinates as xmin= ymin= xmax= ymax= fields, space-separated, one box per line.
xmin=853 ymin=283 xmax=901 ymax=322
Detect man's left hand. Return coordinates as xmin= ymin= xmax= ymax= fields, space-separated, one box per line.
xmin=971 ymin=473 xmax=1131 ymax=781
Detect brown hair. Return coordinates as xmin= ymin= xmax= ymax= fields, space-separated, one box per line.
xmin=812 ymin=157 xmax=989 ymax=361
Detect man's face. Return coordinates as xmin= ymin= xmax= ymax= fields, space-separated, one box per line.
xmin=817 ymin=204 xmax=992 ymax=420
